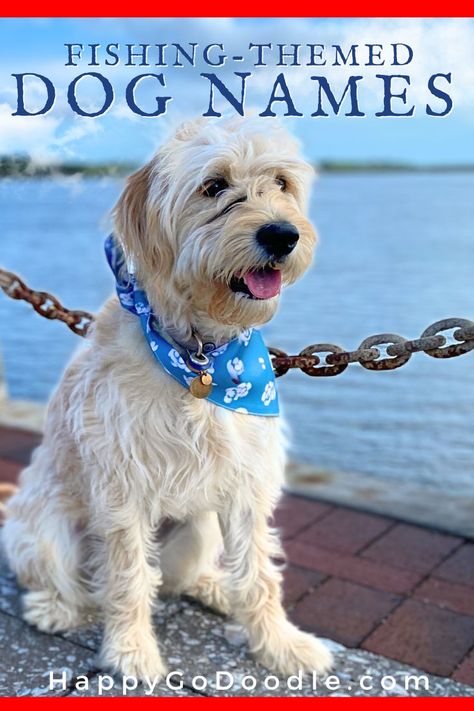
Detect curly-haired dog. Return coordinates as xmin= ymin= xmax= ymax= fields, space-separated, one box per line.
xmin=3 ymin=117 xmax=332 ymax=680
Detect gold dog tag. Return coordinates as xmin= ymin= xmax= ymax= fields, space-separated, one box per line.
xmin=189 ymin=372 xmax=213 ymax=399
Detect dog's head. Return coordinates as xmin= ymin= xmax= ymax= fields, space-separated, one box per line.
xmin=114 ymin=117 xmax=316 ymax=340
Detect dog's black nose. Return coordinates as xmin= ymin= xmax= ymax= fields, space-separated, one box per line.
xmin=256 ymin=222 xmax=300 ymax=260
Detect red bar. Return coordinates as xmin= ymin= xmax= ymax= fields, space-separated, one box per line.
xmin=1 ymin=4 xmax=474 ymax=17
xmin=0 ymin=699 xmax=473 ymax=706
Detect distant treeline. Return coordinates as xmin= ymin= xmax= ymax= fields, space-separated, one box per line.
xmin=0 ymin=155 xmax=135 ymax=178
xmin=2 ymin=154 xmax=474 ymax=178
xmin=318 ymin=161 xmax=474 ymax=173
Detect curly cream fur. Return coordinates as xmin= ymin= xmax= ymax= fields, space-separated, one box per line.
xmin=2 ymin=116 xmax=332 ymax=680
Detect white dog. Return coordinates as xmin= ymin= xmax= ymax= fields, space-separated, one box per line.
xmin=3 ymin=117 xmax=332 ymax=680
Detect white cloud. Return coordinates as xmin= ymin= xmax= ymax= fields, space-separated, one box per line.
xmin=0 ymin=102 xmax=61 ymax=162
xmin=0 ymin=102 xmax=102 ymax=164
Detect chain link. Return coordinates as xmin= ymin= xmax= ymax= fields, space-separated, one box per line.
xmin=0 ymin=268 xmax=94 ymax=337
xmin=1 ymin=267 xmax=474 ymax=378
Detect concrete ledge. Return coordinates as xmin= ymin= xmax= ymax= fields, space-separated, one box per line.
xmin=0 ymin=400 xmax=45 ymax=433
xmin=0 ymin=353 xmax=46 ymax=433
xmin=287 ymin=461 xmax=474 ymax=540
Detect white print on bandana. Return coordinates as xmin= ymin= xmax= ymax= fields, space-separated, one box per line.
xmin=227 ymin=357 xmax=244 ymax=382
xmin=258 ymin=357 xmax=267 ymax=370
xmin=238 ymin=329 xmax=252 ymax=347
xmin=224 ymin=382 xmax=252 ymax=404
xmin=168 ymin=349 xmax=192 ymax=373
xmin=119 ymin=292 xmax=134 ymax=307
xmin=261 ymin=381 xmax=276 ymax=406
xmin=211 ymin=343 xmax=229 ymax=356
xmin=135 ymin=301 xmax=150 ymax=315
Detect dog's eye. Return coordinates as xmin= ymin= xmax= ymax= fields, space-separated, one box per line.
xmin=275 ymin=176 xmax=287 ymax=192
xmin=202 ymin=178 xmax=229 ymax=198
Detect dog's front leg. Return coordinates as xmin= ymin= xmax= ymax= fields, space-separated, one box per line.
xmin=219 ymin=496 xmax=332 ymax=677
xmin=95 ymin=497 xmax=166 ymax=681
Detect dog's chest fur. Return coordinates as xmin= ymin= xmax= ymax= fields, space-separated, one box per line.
xmin=66 ymin=301 xmax=285 ymax=521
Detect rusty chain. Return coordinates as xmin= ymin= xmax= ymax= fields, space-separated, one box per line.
xmin=0 ymin=268 xmax=93 ymax=337
xmin=269 ymin=319 xmax=474 ymax=376
xmin=1 ymin=267 xmax=474 ymax=378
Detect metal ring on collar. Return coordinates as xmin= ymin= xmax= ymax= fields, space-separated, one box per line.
xmin=187 ymin=351 xmax=210 ymax=372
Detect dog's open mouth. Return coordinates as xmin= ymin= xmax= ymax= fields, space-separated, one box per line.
xmin=230 ymin=265 xmax=282 ymax=300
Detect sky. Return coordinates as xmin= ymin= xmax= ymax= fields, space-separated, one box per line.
xmin=1 ymin=17 xmax=474 ymax=166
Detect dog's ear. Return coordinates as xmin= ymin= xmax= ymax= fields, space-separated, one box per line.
xmin=113 ymin=161 xmax=159 ymax=272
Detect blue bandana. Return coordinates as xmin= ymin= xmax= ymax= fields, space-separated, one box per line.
xmin=105 ymin=235 xmax=279 ymax=417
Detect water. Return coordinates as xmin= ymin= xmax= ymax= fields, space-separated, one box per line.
xmin=1 ymin=173 xmax=473 ymax=501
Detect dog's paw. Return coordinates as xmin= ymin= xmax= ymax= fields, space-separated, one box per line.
xmin=22 ymin=590 xmax=82 ymax=633
xmin=254 ymin=623 xmax=333 ymax=677
xmin=100 ymin=635 xmax=167 ymax=681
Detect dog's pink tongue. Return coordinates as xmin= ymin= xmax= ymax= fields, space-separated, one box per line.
xmin=243 ymin=269 xmax=282 ymax=299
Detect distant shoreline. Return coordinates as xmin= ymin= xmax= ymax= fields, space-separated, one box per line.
xmin=2 ymin=156 xmax=474 ymax=178
xmin=317 ymin=162 xmax=474 ymax=174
